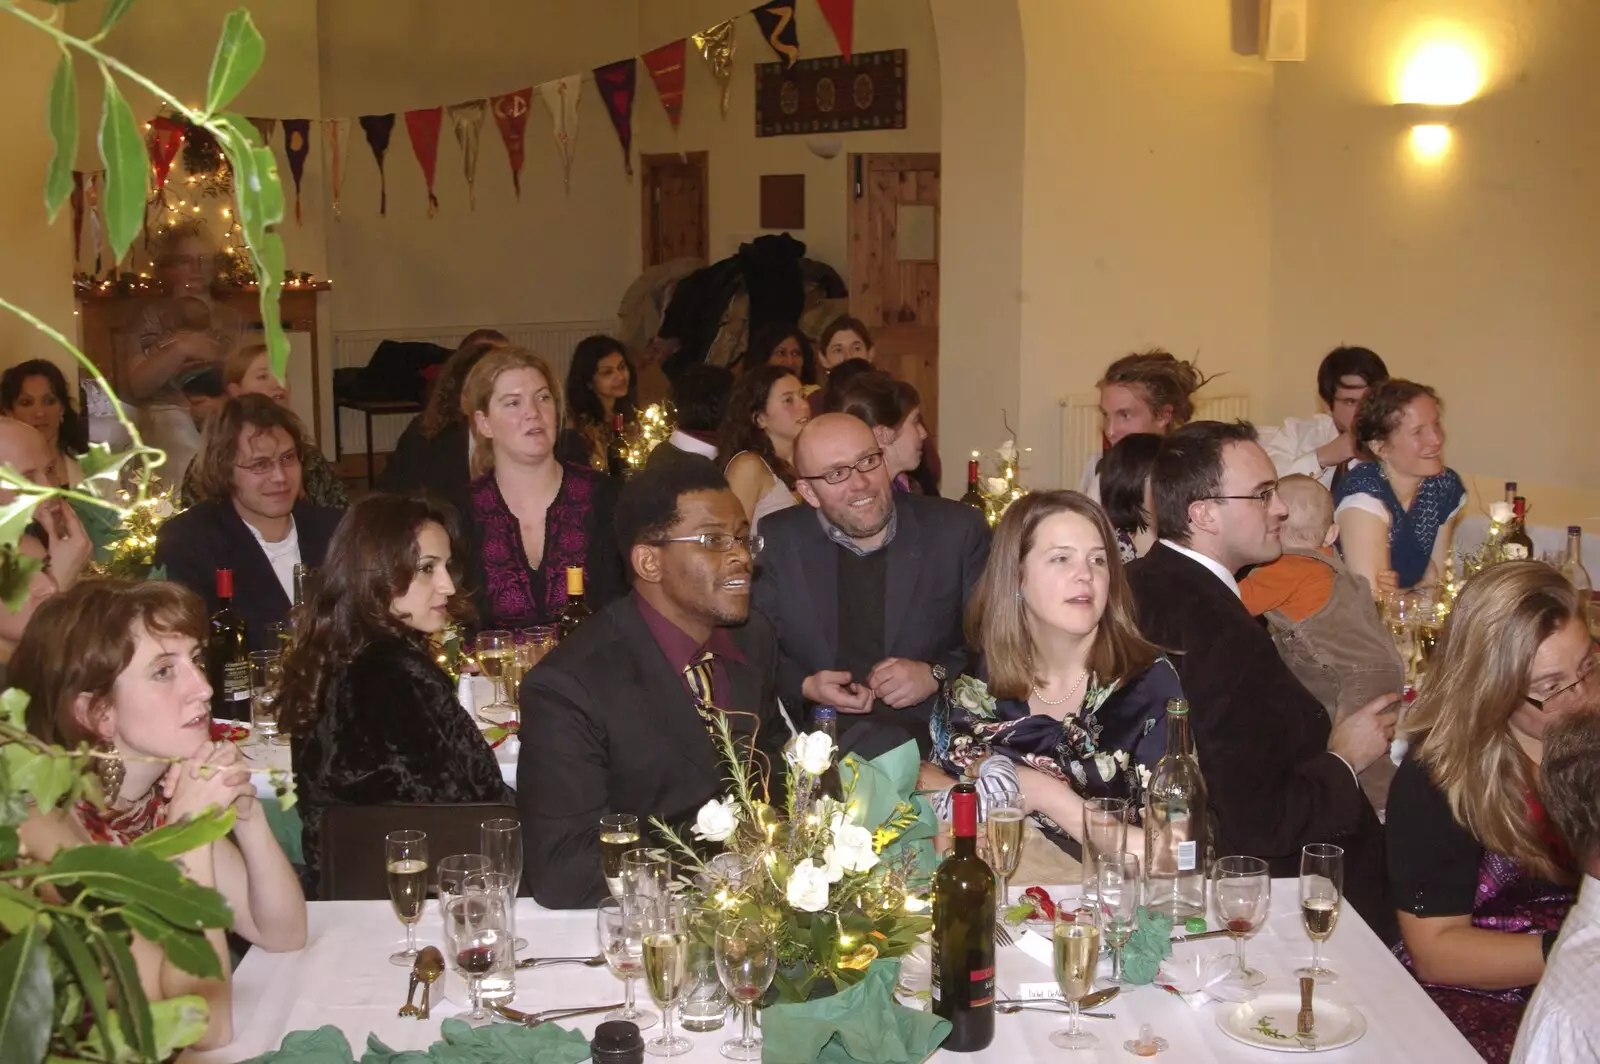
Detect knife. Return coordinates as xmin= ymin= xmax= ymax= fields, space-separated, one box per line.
xmin=1170 ymin=928 xmax=1233 ymax=943
xmin=1296 ymin=975 xmax=1316 ymax=1048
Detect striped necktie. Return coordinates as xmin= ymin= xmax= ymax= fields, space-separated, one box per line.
xmin=683 ymin=650 xmax=720 ymax=737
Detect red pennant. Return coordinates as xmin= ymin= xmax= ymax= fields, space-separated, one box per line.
xmin=490 ymin=88 xmax=533 ymax=199
xmin=593 ymin=58 xmax=637 ymax=177
xmin=281 ymin=119 xmax=311 ymax=225
xmin=405 ymin=107 xmax=444 ymax=217
xmin=145 ymin=115 xmax=185 ymax=191
xmin=642 ymin=39 xmax=687 ymax=131
xmin=817 ymin=0 xmax=854 ymax=60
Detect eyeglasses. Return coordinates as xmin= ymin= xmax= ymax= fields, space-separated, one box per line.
xmin=652 ymin=533 xmax=764 ymax=555
xmin=1526 ymin=654 xmax=1599 ymax=711
xmin=1203 ymin=483 xmax=1279 ymax=505
xmin=797 ymin=451 xmax=884 ymax=486
xmin=235 ymin=451 xmax=301 ymax=477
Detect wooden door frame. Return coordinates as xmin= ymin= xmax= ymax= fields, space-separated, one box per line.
xmin=640 ymin=151 xmax=710 ymax=267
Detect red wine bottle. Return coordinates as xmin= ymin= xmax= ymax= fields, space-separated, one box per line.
xmin=931 ymin=781 xmax=995 ymax=1051
xmin=558 ymin=566 xmax=592 ymax=641
xmin=959 ymin=456 xmax=985 ymax=512
xmin=208 ymin=569 xmax=250 ymax=721
xmin=1504 ymin=496 xmax=1534 ymax=562
xmin=607 ymin=412 xmax=630 ymax=479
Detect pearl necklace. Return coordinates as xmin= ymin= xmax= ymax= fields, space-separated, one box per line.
xmin=1032 ymin=668 xmax=1087 ymax=707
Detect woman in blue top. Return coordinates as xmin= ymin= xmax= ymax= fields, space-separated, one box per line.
xmin=1335 ymin=379 xmax=1465 ymax=595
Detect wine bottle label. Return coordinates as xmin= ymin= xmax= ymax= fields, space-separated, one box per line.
xmin=1504 ymin=544 xmax=1529 ymax=560
xmin=969 ymin=965 xmax=995 ymax=1008
xmin=1177 ymin=840 xmax=1197 ymax=872
xmin=930 ymin=940 xmax=941 ymax=1003
xmin=223 ymin=661 xmax=250 ymax=701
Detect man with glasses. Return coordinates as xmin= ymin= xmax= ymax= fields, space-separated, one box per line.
xmin=1128 ymin=420 xmax=1399 ymax=935
xmin=519 ymin=456 xmax=788 ymax=908
xmin=753 ymin=413 xmax=989 ymax=759
xmin=155 ymin=394 xmax=342 ymax=652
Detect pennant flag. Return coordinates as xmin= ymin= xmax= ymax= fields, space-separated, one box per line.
xmin=752 ymin=1 xmax=800 ymax=69
xmin=539 ymin=75 xmax=583 ymax=193
xmin=144 ymin=115 xmax=185 ymax=192
xmin=281 ymin=119 xmax=311 ymax=225
xmin=359 ymin=114 xmax=397 ymax=216
xmin=247 ymin=116 xmax=277 ymax=147
xmin=85 ymin=172 xmax=103 ymax=275
xmin=447 ymin=100 xmax=487 ymax=210
xmin=642 ymin=39 xmax=687 ymax=131
xmin=691 ymin=20 xmax=738 ymax=117
xmin=491 ymin=88 xmax=533 ymax=200
xmin=817 ymin=0 xmax=854 ymax=60
xmin=324 ymin=118 xmax=350 ymax=220
xmin=71 ymin=171 xmax=85 ymax=266
xmin=593 ymin=58 xmax=637 ymax=177
xmin=405 ymin=107 xmax=444 ymax=217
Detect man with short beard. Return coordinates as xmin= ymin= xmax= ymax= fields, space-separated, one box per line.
xmin=753 ymin=413 xmax=988 ymax=759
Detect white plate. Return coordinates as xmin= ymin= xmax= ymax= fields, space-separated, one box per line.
xmin=1216 ymin=992 xmax=1367 ymax=1053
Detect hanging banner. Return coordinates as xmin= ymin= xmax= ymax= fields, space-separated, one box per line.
xmin=539 ymin=75 xmax=583 ymax=193
xmin=447 ymin=100 xmax=487 ymax=210
xmin=281 ymin=119 xmax=311 ymax=225
xmin=247 ymin=116 xmax=277 ymax=147
xmin=642 ymin=39 xmax=687 ymax=131
xmin=359 ymin=114 xmax=397 ymax=216
xmin=816 ymin=0 xmax=855 ymax=60
xmin=490 ymin=88 xmax=533 ymax=200
xmin=752 ymin=1 xmax=800 ymax=69
xmin=405 ymin=107 xmax=444 ymax=217
xmin=71 ymin=171 xmax=85 ymax=267
xmin=691 ymin=20 xmax=738 ymax=117
xmin=85 ymin=172 xmax=103 ymax=276
xmin=144 ymin=115 xmax=185 ymax=192
xmin=593 ymin=58 xmax=637 ymax=177
xmin=324 ymin=117 xmax=351 ymax=220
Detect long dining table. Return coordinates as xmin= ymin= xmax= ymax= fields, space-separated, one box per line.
xmin=181 ymin=880 xmax=1480 ymax=1063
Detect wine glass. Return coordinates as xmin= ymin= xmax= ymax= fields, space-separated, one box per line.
xmin=482 ymin=818 xmax=526 ymax=950
xmin=437 ymin=853 xmax=491 ymax=905
xmin=1298 ymin=843 xmax=1344 ymax=984
xmin=1213 ymin=855 xmax=1270 ymax=987
xmin=598 ymin=896 xmax=659 ymax=1030
xmin=1049 ymin=906 xmax=1101 ymax=1050
xmin=385 ymin=829 xmax=428 ymax=967
xmin=445 ymin=886 xmax=511 ymax=1025
xmin=1095 ymin=852 xmax=1140 ymax=986
xmin=1080 ymin=797 xmax=1128 ymax=906
xmin=623 ymin=847 xmax=672 ymax=900
xmin=643 ymin=899 xmax=693 ymax=1057
xmin=600 ymin=814 xmax=642 ymax=898
xmin=715 ymin=919 xmax=778 ymax=1061
xmin=475 ymin=629 xmax=515 ymax=722
xmin=985 ymin=794 xmax=1025 ymax=909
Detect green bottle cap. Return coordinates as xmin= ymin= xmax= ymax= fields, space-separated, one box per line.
xmin=1185 ymin=917 xmax=1208 ymax=933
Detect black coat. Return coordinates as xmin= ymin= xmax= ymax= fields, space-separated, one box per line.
xmin=1127 ymin=543 xmax=1392 ymax=937
xmin=376 ymin=418 xmax=470 ymax=501
xmin=153 ymin=499 xmax=343 ymax=652
xmin=517 ymin=595 xmax=787 ymax=909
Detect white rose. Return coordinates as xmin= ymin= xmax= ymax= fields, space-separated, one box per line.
xmin=829 ymin=813 xmax=879 ymax=874
xmin=821 ymin=844 xmax=846 ymax=883
xmin=692 ymin=797 xmax=738 ymax=843
xmin=998 ymin=440 xmax=1018 ymax=464
xmin=788 ymin=731 xmax=835 ymax=777
xmin=1489 ymin=501 xmax=1514 ymax=525
xmin=786 ymin=859 xmax=831 ymax=912
xmin=985 ymin=477 xmax=1009 ymax=496
xmin=152 ymin=496 xmax=175 ymax=519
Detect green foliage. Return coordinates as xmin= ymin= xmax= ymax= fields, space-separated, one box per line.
xmin=95 ymin=0 xmax=136 ymax=40
xmin=204 ymin=11 xmax=264 ymax=115
xmin=43 ymin=51 xmax=75 ymax=222
xmin=95 ymin=67 xmax=146 ymax=264
xmin=0 ymin=921 xmax=52 ymax=1064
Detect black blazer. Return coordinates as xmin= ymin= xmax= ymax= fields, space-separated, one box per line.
xmin=154 ymin=499 xmax=343 ymax=651
xmin=376 ymin=418 xmax=470 ymax=500
xmin=1127 ymin=543 xmax=1392 ymax=936
xmin=517 ymin=595 xmax=787 ymax=909
xmin=752 ymin=494 xmax=989 ymax=759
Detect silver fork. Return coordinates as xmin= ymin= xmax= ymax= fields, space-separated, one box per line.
xmin=995 ymin=921 xmax=1015 ymax=947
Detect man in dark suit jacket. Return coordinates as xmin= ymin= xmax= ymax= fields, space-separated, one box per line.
xmin=154 ymin=394 xmax=342 ymax=654
xmin=645 ymin=364 xmax=733 ymax=473
xmin=519 ymin=455 xmax=787 ymax=909
xmin=753 ymin=413 xmax=988 ymax=760
xmin=1127 ymin=421 xmax=1400 ymax=935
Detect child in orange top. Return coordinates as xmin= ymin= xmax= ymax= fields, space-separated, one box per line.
xmin=1241 ymin=474 xmax=1405 ymax=813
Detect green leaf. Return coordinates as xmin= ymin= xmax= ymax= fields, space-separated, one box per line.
xmin=44 ymin=50 xmax=77 ymax=222
xmin=205 ymin=10 xmax=265 ymax=116
xmin=90 ymin=924 xmax=154 ymax=1060
xmin=147 ymin=565 xmax=168 ymax=581
xmin=0 ymin=688 xmax=28 ymax=730
xmin=39 ymin=844 xmax=235 ymax=931
xmin=98 ymin=0 xmax=136 ymax=37
xmin=120 ymin=906 xmax=222 ymax=980
xmin=3 ymin=742 xmax=81 ymax=814
xmin=130 ymin=806 xmax=235 ymax=861
xmin=95 ymin=67 xmax=146 ymax=264
xmin=0 ymin=918 xmax=53 ymax=1064
xmin=0 ymin=883 xmax=43 ymax=933
xmin=150 ymin=996 xmax=209 ymax=1057
xmin=50 ymin=919 xmax=115 ymax=1059
xmin=77 ymin=442 xmax=146 ymax=486
xmin=0 ymin=827 xmax=15 ymax=866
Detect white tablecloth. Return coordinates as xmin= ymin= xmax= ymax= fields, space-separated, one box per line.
xmin=182 ymin=882 xmax=1479 ymax=1063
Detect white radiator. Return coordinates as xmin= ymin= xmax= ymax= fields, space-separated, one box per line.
xmin=331 ymin=319 xmax=614 ymax=455
xmin=1058 ymin=393 xmax=1253 ymax=491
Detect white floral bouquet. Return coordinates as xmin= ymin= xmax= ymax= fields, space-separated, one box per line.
xmin=976 ymin=438 xmax=1029 ymax=527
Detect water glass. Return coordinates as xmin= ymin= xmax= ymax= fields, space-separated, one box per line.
xmin=678 ymin=906 xmax=729 ymax=1033
xmin=481 ymin=818 xmax=525 ymax=950
xmin=1080 ymin=797 xmax=1128 ymax=905
xmin=462 ymin=871 xmax=517 ymax=1004
xmin=248 ymin=650 xmax=282 ymax=744
xmin=1095 ymin=852 xmax=1140 ymax=986
xmin=385 ymin=829 xmax=428 ymax=967
xmin=437 ymin=853 xmax=491 ymax=903
xmin=715 ymin=919 xmax=777 ymax=1061
xmin=1213 ymin=855 xmax=1270 ymax=987
xmin=598 ymin=896 xmax=659 ymax=1030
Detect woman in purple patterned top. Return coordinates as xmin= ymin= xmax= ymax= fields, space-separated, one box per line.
xmin=456 ymin=347 xmax=625 ymax=630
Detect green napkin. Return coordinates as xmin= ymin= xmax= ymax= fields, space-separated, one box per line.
xmin=848 ymin=740 xmax=938 ymax=879
xmin=1122 ymin=906 xmax=1174 ymax=985
xmin=761 ymin=959 xmax=951 ymax=1064
xmin=239 ymin=1025 xmax=356 ymax=1064
xmin=363 ymin=1020 xmax=589 ymax=1064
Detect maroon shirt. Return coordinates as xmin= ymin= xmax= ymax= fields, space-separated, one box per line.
xmin=633 ymin=591 xmax=746 ymax=707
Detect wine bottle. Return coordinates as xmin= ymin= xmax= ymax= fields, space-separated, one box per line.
xmin=1144 ymin=699 xmax=1209 ymax=920
xmin=1561 ymin=526 xmax=1592 ymax=610
xmin=959 ymin=455 xmax=985 ymax=512
xmin=607 ymin=412 xmax=630 ymax=479
xmin=1503 ymin=496 xmax=1534 ymax=562
xmin=931 ymin=781 xmax=995 ymax=1051
xmin=811 ymin=706 xmax=844 ymax=799
xmin=558 ymin=566 xmax=592 ymax=641
xmin=209 ymin=569 xmax=251 ymax=722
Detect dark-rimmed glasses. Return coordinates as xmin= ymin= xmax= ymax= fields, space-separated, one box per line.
xmin=797 ymin=451 xmax=884 ymax=485
xmin=235 ymin=451 xmax=301 ymax=477
xmin=653 ymin=533 xmax=763 ymax=555
xmin=1526 ymin=653 xmax=1599 ymax=711
xmin=1204 ymin=483 xmax=1279 ymax=505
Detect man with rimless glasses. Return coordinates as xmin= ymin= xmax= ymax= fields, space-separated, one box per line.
xmin=754 ymin=413 xmax=989 ymax=760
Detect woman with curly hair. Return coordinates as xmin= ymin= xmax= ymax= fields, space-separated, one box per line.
xmin=717 ymin=364 xmax=809 ymax=532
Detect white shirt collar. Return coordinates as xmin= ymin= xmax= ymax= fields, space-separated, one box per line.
xmin=668 ymin=430 xmax=718 ymax=459
xmin=1159 ymin=539 xmax=1241 ymax=599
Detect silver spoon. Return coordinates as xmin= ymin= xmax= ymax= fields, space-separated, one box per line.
xmin=490 ymin=1001 xmax=625 ymax=1027
xmin=997 ymin=1002 xmax=1115 ymax=1019
xmin=515 ymin=953 xmax=608 ymax=970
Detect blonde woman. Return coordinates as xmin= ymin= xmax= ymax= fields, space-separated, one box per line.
xmin=1078 ymin=350 xmax=1208 ymax=501
xmin=456 ymin=347 xmax=625 ymax=630
xmin=1388 ymin=562 xmax=1585 ymax=1063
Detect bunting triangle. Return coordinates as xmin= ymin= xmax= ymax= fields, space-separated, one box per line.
xmin=691 ymin=20 xmax=738 ymax=117
xmin=539 ymin=75 xmax=583 ymax=193
xmin=817 ymin=0 xmax=855 ymax=60
xmin=282 ymin=119 xmax=311 ymax=225
xmin=642 ymin=39 xmax=688 ymax=132
xmin=359 ymin=114 xmax=397 ymax=216
xmin=324 ymin=118 xmax=350 ymax=220
xmin=593 ymin=58 xmax=637 ymax=177
xmin=491 ymin=88 xmax=534 ymax=199
xmin=447 ymin=100 xmax=488 ymax=210
xmin=405 ymin=107 xmax=444 ymax=216
xmin=752 ymin=1 xmax=800 ymax=69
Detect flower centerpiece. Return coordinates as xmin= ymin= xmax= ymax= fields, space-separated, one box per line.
xmin=975 ymin=439 xmax=1030 ymax=527
xmin=622 ymin=401 xmax=677 ymax=473
xmin=652 ymin=715 xmax=934 ymax=1002
xmin=1459 ymin=500 xmax=1519 ymax=586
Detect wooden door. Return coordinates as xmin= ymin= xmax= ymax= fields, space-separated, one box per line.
xmin=847 ymin=153 xmax=940 ymax=432
xmin=641 ymin=152 xmax=709 ymax=268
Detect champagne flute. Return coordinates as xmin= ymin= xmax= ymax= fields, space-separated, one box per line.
xmin=623 ymin=847 xmax=672 ymax=900
xmin=715 ymin=919 xmax=777 ymax=1061
xmin=985 ymin=794 xmax=1025 ymax=909
xmin=643 ymin=899 xmax=693 ymax=1057
xmin=1080 ymin=796 xmax=1128 ymax=905
xmin=482 ymin=818 xmax=526 ymax=950
xmin=1049 ymin=906 xmax=1101 ymax=1050
xmin=447 ymin=886 xmax=511 ymax=1025
xmin=1095 ymin=852 xmax=1140 ymax=986
xmin=1213 ymin=855 xmax=1270 ymax=987
xmin=600 ymin=814 xmax=642 ymax=898
xmin=598 ymin=896 xmax=659 ymax=1030
xmin=475 ymin=629 xmax=514 ymax=722
xmin=1298 ymin=843 xmax=1345 ymax=984
xmin=386 ymin=829 xmax=429 ymax=966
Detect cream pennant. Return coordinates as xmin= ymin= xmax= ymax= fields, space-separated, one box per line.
xmin=447 ymin=100 xmax=488 ymax=211
xmin=324 ymin=118 xmax=351 ymax=220
xmin=539 ymin=75 xmax=583 ymax=193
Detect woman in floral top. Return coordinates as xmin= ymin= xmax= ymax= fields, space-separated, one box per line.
xmin=932 ymin=489 xmax=1184 ymax=853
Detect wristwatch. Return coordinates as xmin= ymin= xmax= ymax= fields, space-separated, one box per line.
xmin=929 ymin=662 xmax=947 ymax=683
